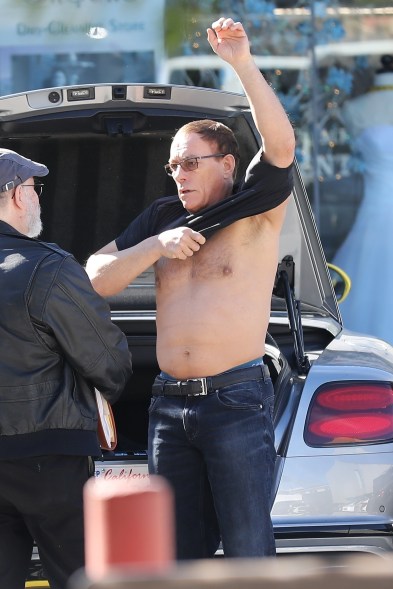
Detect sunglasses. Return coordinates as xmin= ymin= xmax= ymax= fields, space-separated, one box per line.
xmin=164 ymin=153 xmax=226 ymax=176
xmin=20 ymin=183 xmax=44 ymax=197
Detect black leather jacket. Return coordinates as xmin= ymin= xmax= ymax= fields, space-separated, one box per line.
xmin=0 ymin=221 xmax=133 ymax=459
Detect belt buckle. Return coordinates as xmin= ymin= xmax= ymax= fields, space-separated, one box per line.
xmin=188 ymin=377 xmax=208 ymax=396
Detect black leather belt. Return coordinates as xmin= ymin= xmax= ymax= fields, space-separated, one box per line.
xmin=152 ymin=364 xmax=270 ymax=397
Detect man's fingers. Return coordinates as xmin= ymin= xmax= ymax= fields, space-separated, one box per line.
xmin=176 ymin=235 xmax=204 ymax=258
xmin=172 ymin=247 xmax=196 ymax=260
xmin=211 ymin=18 xmax=241 ymax=33
xmin=190 ymin=230 xmax=206 ymax=245
xmin=211 ymin=17 xmax=226 ymax=31
xmin=206 ymin=28 xmax=217 ymax=50
xmin=176 ymin=237 xmax=205 ymax=259
xmin=159 ymin=228 xmax=206 ymax=260
xmin=211 ymin=17 xmax=235 ymax=31
xmin=184 ymin=242 xmax=200 ymax=254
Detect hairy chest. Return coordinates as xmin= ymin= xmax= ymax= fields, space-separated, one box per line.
xmin=155 ymin=220 xmax=262 ymax=287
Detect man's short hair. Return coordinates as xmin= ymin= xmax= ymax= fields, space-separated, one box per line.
xmin=177 ymin=120 xmax=240 ymax=179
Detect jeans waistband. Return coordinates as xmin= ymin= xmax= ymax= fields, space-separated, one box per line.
xmin=160 ymin=358 xmax=264 ymax=381
xmin=152 ymin=363 xmax=270 ymax=397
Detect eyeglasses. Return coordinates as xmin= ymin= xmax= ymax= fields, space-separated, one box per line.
xmin=20 ymin=183 xmax=44 ymax=197
xmin=164 ymin=154 xmax=226 ymax=176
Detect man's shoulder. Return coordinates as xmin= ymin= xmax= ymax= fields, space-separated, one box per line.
xmin=0 ymin=228 xmax=74 ymax=265
xmin=139 ymin=194 xmax=183 ymax=227
xmin=37 ymin=240 xmax=72 ymax=259
xmin=240 ymin=155 xmax=293 ymax=189
xmin=141 ymin=194 xmax=177 ymax=208
xmin=29 ymin=241 xmax=77 ymax=279
xmin=31 ymin=241 xmax=84 ymax=287
xmin=32 ymin=242 xmax=91 ymax=304
xmin=144 ymin=194 xmax=185 ymax=233
xmin=118 ymin=194 xmax=183 ymax=242
xmin=153 ymin=194 xmax=181 ymax=210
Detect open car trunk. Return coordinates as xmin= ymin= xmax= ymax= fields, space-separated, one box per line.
xmin=6 ymin=85 xmax=393 ymax=571
xmin=0 ymin=84 xmax=340 ymax=470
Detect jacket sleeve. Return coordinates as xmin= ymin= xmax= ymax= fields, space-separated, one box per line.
xmin=30 ymin=253 xmax=133 ymax=404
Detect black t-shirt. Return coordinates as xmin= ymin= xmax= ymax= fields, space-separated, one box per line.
xmin=115 ymin=156 xmax=294 ymax=250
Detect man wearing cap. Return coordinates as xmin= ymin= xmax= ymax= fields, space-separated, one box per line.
xmin=0 ymin=149 xmax=133 ymax=588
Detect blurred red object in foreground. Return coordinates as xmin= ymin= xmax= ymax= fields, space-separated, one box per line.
xmin=83 ymin=475 xmax=175 ymax=580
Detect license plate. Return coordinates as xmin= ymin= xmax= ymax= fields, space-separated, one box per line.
xmin=94 ymin=460 xmax=149 ymax=481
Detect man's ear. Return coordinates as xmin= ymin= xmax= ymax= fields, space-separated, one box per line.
xmin=223 ymin=153 xmax=236 ymax=177
xmin=12 ymin=185 xmax=25 ymax=209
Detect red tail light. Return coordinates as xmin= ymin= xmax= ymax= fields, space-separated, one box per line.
xmin=305 ymin=382 xmax=393 ymax=446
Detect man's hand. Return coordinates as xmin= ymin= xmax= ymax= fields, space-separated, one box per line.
xmin=158 ymin=227 xmax=206 ymax=260
xmin=207 ymin=17 xmax=251 ymax=66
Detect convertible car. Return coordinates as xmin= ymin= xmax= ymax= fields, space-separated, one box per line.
xmin=0 ymin=82 xmax=392 ymax=583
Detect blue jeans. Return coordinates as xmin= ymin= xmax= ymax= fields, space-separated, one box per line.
xmin=148 ymin=364 xmax=276 ymax=559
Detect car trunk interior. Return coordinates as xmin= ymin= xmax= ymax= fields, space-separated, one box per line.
xmin=1 ymin=109 xmax=255 ymax=262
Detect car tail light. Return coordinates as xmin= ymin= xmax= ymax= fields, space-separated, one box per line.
xmin=305 ymin=382 xmax=393 ymax=446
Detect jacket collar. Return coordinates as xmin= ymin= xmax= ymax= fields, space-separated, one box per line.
xmin=0 ymin=219 xmax=22 ymax=235
xmin=0 ymin=219 xmax=33 ymax=240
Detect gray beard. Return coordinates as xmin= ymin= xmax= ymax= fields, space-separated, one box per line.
xmin=26 ymin=199 xmax=43 ymax=238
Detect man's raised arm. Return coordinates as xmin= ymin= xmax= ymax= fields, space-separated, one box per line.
xmin=207 ymin=17 xmax=295 ymax=168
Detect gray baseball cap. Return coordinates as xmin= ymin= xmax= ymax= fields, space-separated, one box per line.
xmin=0 ymin=148 xmax=48 ymax=192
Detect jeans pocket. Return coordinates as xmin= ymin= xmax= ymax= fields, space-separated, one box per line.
xmin=216 ymin=381 xmax=263 ymax=410
xmin=265 ymin=393 xmax=275 ymax=421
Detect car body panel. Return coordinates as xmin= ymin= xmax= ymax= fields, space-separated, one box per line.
xmin=273 ymin=454 xmax=393 ymax=517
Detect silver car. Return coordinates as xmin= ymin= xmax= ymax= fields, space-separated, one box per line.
xmin=1 ymin=82 xmax=392 ymax=580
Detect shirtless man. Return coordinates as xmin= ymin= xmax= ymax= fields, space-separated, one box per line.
xmin=86 ymin=17 xmax=295 ymax=559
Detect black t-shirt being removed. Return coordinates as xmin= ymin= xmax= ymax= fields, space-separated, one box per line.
xmin=116 ymin=156 xmax=294 ymax=251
